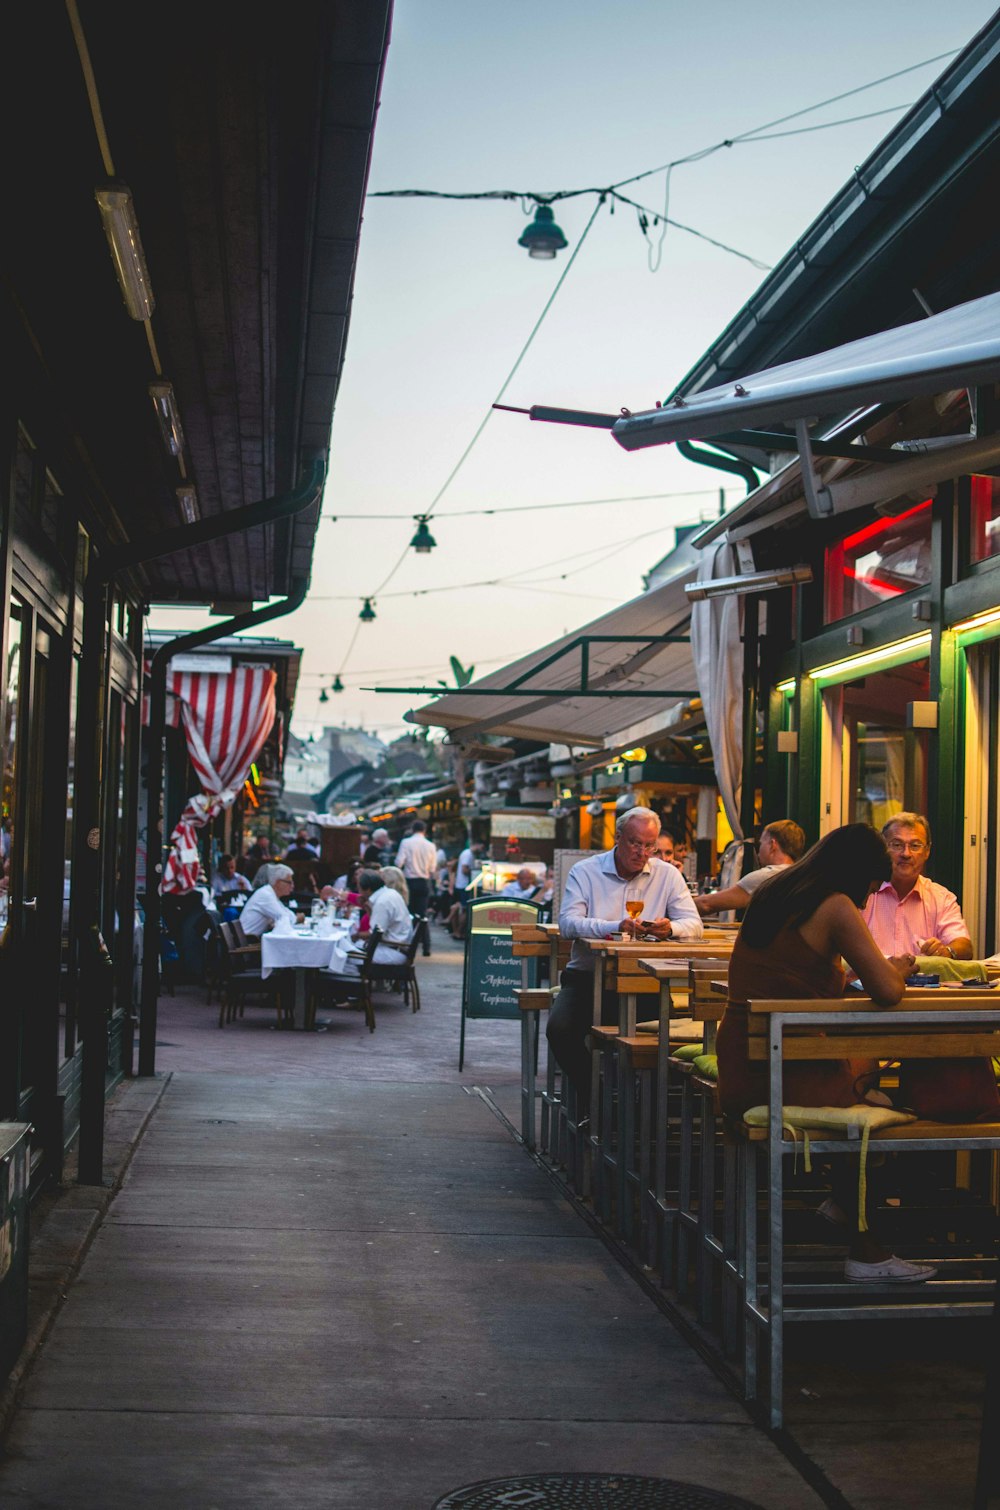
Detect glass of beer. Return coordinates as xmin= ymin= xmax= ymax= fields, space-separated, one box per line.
xmin=625 ymin=888 xmax=644 ymax=927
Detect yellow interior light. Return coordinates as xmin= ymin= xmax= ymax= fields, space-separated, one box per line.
xmin=808 ymin=632 xmax=931 ymax=682
xmin=951 ymin=606 xmax=1000 ymax=636
xmin=775 ymin=678 xmax=796 ymax=695
xmin=621 ymin=747 xmax=647 ymax=763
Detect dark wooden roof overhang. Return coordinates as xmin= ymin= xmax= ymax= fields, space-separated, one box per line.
xmin=4 ymin=0 xmax=392 ymax=604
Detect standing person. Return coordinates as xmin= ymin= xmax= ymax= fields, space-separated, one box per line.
xmin=363 ymin=828 xmax=393 ymax=866
xmin=547 ymin=807 xmax=702 ymax=1112
xmin=716 ymin=823 xmax=939 ymax=1282
xmin=395 ymin=820 xmax=438 ymax=927
xmin=862 ymin=812 xmax=973 ymax=960
xmin=454 ymin=839 xmax=482 ymax=903
xmin=696 ymin=819 xmax=806 ymax=916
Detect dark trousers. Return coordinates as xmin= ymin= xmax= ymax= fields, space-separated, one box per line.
xmin=545 ymin=968 xmax=619 ymax=1108
xmin=407 ymin=878 xmax=431 ymax=954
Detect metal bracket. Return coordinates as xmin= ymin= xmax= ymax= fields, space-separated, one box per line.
xmin=795 ymin=418 xmax=834 ymax=518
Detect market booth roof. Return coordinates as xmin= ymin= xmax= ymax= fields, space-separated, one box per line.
xmin=612 ymin=291 xmax=1000 ymax=453
xmin=406 ymin=574 xmax=696 ymax=749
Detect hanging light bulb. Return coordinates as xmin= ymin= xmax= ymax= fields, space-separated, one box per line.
xmin=319 ymin=688 xmax=329 ymax=704
xmin=518 ymin=203 xmax=568 ymax=260
xmin=409 ymin=516 xmax=437 ymax=554
xmin=332 ymin=675 xmax=344 ymax=693
xmin=359 ymin=598 xmax=376 ymax=622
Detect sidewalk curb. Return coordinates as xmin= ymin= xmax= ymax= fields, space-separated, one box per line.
xmin=0 ymin=1071 xmax=172 ymax=1439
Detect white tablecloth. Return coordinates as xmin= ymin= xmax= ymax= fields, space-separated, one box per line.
xmin=260 ymin=925 xmax=351 ymax=978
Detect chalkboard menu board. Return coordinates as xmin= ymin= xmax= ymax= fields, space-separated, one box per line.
xmin=460 ymin=897 xmax=540 ymax=1069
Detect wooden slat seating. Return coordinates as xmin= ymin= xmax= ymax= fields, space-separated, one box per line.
xmin=739 ymin=993 xmax=1000 ymax=1429
xmin=307 ymin=926 xmax=384 ymax=1033
xmin=218 ymin=919 xmax=287 ymax=1029
xmin=512 ymin=928 xmax=573 ymax=1165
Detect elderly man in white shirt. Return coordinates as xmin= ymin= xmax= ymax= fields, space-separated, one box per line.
xmin=239 ymin=864 xmax=296 ymax=936
xmin=547 ymin=806 xmax=702 ymax=1109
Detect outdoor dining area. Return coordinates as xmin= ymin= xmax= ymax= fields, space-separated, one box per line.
xmin=511 ymin=880 xmax=1000 ymax=1432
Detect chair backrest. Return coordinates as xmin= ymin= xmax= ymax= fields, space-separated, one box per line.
xmin=402 ymin=916 xmax=426 ymax=966
xmin=357 ymin=926 xmax=384 ymax=975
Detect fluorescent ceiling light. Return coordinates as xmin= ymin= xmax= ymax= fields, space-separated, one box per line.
xmin=149 ymin=381 xmax=186 ymax=459
xmin=775 ymin=678 xmax=796 ymax=694
xmin=684 ymin=565 xmax=812 ymax=602
xmin=176 ymin=486 xmax=199 ymax=524
xmin=95 ymin=183 xmax=155 ymax=320
xmin=808 ymin=632 xmax=931 ymax=681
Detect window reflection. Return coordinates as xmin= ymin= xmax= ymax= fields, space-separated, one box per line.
xmin=825 ymin=500 xmax=932 ymax=620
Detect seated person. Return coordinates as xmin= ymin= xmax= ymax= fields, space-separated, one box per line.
xmin=327 ymin=869 xmax=413 ymax=974
xmin=501 ymin=867 xmax=540 ymax=899
xmin=547 ymin=807 xmax=702 ymax=1110
xmin=717 ymin=822 xmax=955 ymax=1283
xmin=696 ymin=819 xmax=805 ymax=916
xmin=378 ymin=866 xmax=411 ymax=908
xmin=862 ymin=812 xmax=973 ymax=961
xmin=284 ymin=828 xmax=319 ymax=862
xmin=239 ymin=863 xmax=296 ymax=936
xmin=211 ymin=854 xmax=252 ymax=898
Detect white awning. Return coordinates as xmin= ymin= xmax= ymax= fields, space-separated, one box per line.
xmin=406 ymin=573 xmax=697 ymax=748
xmin=612 ymin=290 xmax=1000 ymax=452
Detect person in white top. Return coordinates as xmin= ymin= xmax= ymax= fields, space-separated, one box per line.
xmin=548 ymin=807 xmax=703 ymax=1107
xmin=326 ymin=870 xmax=414 ymax=975
xmin=455 ymin=841 xmax=483 ymax=898
xmin=240 ymin=864 xmax=296 ymax=936
xmin=394 ymin=820 xmax=438 ymax=925
xmin=695 ymin=819 xmax=805 ymax=916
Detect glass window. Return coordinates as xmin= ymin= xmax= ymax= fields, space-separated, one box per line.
xmin=824 ymin=500 xmax=933 ymax=620
xmin=844 ymin=661 xmax=930 ymax=829
xmin=970 ymin=475 xmax=1000 ymax=565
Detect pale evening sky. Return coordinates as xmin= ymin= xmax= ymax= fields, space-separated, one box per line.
xmin=149 ymin=0 xmax=998 ymax=741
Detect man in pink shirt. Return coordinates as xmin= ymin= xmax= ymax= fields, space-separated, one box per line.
xmin=863 ymin=812 xmax=973 ymax=961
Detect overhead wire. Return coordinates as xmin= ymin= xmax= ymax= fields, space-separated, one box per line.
xmin=321 ymin=483 xmax=731 ymax=523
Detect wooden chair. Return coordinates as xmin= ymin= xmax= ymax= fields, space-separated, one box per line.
xmin=218 ymin=919 xmax=286 ymax=1028
xmin=738 ymin=993 xmax=1000 ymax=1427
xmin=371 ymin=920 xmax=426 ymax=1011
xmin=308 ymin=926 xmax=383 ymax=1033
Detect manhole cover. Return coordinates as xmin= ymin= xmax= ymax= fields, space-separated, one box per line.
xmin=433 ymin=1475 xmax=765 ymax=1508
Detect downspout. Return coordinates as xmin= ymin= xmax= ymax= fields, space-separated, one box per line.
xmin=75 ymin=455 xmax=324 ymax=1184
xmin=677 ymin=438 xmax=760 ymax=496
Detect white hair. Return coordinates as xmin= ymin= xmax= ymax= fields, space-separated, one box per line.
xmin=614 ymin=805 xmax=661 ymax=839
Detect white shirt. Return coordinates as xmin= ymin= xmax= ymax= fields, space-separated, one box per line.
xmin=240 ymin=884 xmax=292 ymax=937
xmin=368 ymin=885 xmax=413 ymax=946
xmin=395 ymin=833 xmax=439 ymax=881
xmin=456 ymin=847 xmax=478 ymax=887
xmin=559 ymin=851 xmax=703 ymax=971
xmin=501 ymin=881 xmax=538 ymax=898
xmin=738 ymin=863 xmax=785 ymax=896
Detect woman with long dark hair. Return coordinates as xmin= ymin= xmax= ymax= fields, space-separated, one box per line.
xmin=717 ymin=822 xmax=933 ymax=1280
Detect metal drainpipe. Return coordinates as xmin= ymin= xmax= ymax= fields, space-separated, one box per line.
xmin=75 ymin=456 xmax=324 ymax=1184
xmin=677 ymin=438 xmax=760 ymax=495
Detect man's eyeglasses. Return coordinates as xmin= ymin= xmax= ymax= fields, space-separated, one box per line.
xmin=622 ymin=839 xmax=659 ymax=854
xmin=887 ymin=839 xmax=927 ymax=854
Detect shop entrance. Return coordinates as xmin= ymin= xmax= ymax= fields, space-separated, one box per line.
xmin=820 ymin=659 xmax=930 ymax=835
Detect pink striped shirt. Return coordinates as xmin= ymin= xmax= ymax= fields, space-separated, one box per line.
xmin=862 ymin=875 xmax=969 ymax=956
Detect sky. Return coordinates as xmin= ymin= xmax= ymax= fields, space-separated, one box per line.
xmin=150 ymin=0 xmax=998 ymax=743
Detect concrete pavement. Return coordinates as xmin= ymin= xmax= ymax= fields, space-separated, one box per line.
xmin=0 ymin=931 xmax=983 ymax=1507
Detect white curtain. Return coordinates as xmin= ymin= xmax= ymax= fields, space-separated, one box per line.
xmin=690 ymin=544 xmax=744 ymax=839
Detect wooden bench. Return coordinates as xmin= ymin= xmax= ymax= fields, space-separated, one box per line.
xmin=740 ymin=991 xmax=1000 ymax=1428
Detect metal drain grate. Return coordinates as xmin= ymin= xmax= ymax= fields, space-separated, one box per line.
xmin=433 ymin=1474 xmax=765 ymax=1508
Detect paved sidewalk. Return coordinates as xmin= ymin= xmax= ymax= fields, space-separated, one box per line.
xmin=0 ymin=933 xmax=822 ymax=1509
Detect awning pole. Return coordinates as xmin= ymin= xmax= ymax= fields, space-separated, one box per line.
xmin=739 ymin=600 xmax=759 ymax=838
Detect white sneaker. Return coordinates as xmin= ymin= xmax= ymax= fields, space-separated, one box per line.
xmin=844 ymin=1255 xmax=937 ymax=1282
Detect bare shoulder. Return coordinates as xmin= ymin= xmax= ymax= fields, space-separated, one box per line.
xmin=812 ymin=892 xmax=862 ymax=928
